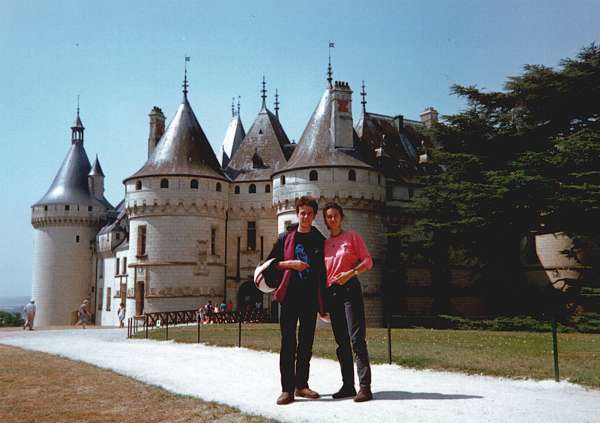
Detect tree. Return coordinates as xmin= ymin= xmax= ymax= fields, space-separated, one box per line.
xmin=404 ymin=44 xmax=600 ymax=313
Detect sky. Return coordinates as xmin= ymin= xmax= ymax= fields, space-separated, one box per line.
xmin=0 ymin=0 xmax=599 ymax=297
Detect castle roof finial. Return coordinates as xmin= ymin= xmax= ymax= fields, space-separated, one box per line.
xmin=77 ymin=94 xmax=80 ymax=118
xmin=231 ymin=97 xmax=235 ymax=117
xmin=327 ymin=41 xmax=335 ymax=88
xmin=182 ymin=56 xmax=190 ymax=98
xmin=261 ymin=75 xmax=267 ymax=109
xmin=360 ymin=80 xmax=367 ymax=114
xmin=237 ymin=96 xmax=241 ymax=116
xmin=274 ymin=89 xmax=280 ymax=118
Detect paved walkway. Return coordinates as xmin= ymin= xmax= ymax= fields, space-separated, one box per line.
xmin=0 ymin=328 xmax=598 ymax=423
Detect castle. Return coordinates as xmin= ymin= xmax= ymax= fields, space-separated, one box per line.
xmin=30 ymin=66 xmax=439 ymax=327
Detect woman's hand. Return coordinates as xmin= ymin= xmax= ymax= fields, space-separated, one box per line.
xmin=278 ymin=260 xmax=310 ymax=272
xmin=331 ymin=270 xmax=354 ymax=285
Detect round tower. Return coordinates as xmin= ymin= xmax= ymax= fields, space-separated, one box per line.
xmin=31 ymin=108 xmax=112 ymax=326
xmin=272 ymin=78 xmax=386 ymax=326
xmin=123 ymin=72 xmax=229 ymax=317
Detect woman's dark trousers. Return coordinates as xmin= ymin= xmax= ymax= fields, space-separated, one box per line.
xmin=329 ymin=278 xmax=372 ymax=388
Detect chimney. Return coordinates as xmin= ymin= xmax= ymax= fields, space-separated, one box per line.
xmin=419 ymin=107 xmax=439 ymax=129
xmin=393 ymin=115 xmax=404 ymax=133
xmin=148 ymin=106 xmax=166 ymax=158
xmin=331 ymin=81 xmax=354 ymax=149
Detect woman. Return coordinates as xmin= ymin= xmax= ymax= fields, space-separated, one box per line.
xmin=323 ymin=202 xmax=373 ymax=402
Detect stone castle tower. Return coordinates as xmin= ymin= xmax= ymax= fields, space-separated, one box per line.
xmin=31 ymin=108 xmax=113 ymax=325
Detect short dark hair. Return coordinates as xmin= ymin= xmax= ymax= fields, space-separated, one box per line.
xmin=322 ymin=202 xmax=344 ymax=223
xmin=295 ymin=196 xmax=318 ymax=214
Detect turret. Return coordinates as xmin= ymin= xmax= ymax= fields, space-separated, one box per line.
xmin=331 ymin=80 xmax=354 ymax=149
xmin=420 ymin=106 xmax=439 ymax=128
xmin=88 ymin=155 xmax=105 ymax=200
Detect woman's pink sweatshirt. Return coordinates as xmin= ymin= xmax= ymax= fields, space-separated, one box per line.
xmin=324 ymin=230 xmax=373 ymax=288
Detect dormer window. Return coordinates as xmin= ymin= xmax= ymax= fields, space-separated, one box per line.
xmin=135 ymin=180 xmax=142 ymax=190
xmin=216 ymin=182 xmax=222 ymax=192
xmin=309 ymin=170 xmax=318 ymax=181
xmin=234 ymin=185 xmax=240 ymax=194
xmin=160 ymin=178 xmax=169 ymax=188
xmin=190 ymin=179 xmax=199 ymax=189
xmin=348 ymin=170 xmax=356 ymax=182
xmin=249 ymin=184 xmax=256 ymax=194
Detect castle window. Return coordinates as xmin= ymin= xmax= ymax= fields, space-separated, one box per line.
xmin=216 ymin=182 xmax=222 ymax=192
xmin=247 ymin=221 xmax=256 ymax=251
xmin=309 ymin=170 xmax=318 ymax=181
xmin=44 ymin=205 xmax=48 ymax=211
xmin=408 ymin=187 xmax=415 ymax=199
xmin=98 ymin=288 xmax=103 ymax=310
xmin=136 ymin=180 xmax=142 ymax=190
xmin=106 ymin=287 xmax=112 ymax=311
xmin=137 ymin=225 xmax=147 ymax=257
xmin=98 ymin=258 xmax=104 ymax=279
xmin=234 ymin=185 xmax=240 ymax=194
xmin=249 ymin=184 xmax=256 ymax=194
xmin=88 ymin=206 xmax=92 ymax=212
xmin=160 ymin=178 xmax=169 ymax=188
xmin=65 ymin=205 xmax=70 ymax=211
xmin=190 ymin=179 xmax=199 ymax=189
xmin=115 ymin=258 xmax=120 ymax=276
xmin=76 ymin=235 xmax=80 ymax=243
xmin=211 ymin=227 xmax=217 ymax=255
xmin=122 ymin=257 xmax=127 ymax=274
xmin=265 ymin=184 xmax=271 ymax=193
xmin=377 ymin=174 xmax=381 ymax=185
xmin=280 ymin=175 xmax=286 ymax=185
xmin=348 ymin=170 xmax=356 ymax=181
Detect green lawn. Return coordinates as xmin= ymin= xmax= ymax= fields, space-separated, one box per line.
xmin=136 ymin=323 xmax=600 ymax=389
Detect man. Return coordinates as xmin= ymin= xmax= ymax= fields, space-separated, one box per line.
xmin=23 ymin=300 xmax=36 ymax=330
xmin=265 ymin=196 xmax=327 ymax=405
xmin=75 ymin=299 xmax=90 ymax=329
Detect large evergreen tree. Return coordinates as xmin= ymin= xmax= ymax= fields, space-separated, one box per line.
xmin=405 ymin=44 xmax=600 ymax=313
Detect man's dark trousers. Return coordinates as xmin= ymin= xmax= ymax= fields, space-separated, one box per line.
xmin=279 ymin=299 xmax=318 ymax=393
xmin=329 ymin=278 xmax=371 ymax=388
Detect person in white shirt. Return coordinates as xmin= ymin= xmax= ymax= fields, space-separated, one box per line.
xmin=117 ymin=303 xmax=126 ymax=328
xmin=23 ymin=300 xmax=36 ymax=330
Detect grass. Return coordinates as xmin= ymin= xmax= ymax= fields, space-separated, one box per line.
xmin=137 ymin=323 xmax=600 ymax=389
xmin=0 ymin=344 xmax=276 ymax=423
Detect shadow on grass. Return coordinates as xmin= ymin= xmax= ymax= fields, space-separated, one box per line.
xmin=373 ymin=391 xmax=483 ymax=400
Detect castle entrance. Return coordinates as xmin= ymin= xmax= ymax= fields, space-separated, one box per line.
xmin=238 ymin=280 xmax=263 ymax=313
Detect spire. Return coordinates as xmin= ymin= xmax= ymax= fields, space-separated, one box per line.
xmin=231 ymin=97 xmax=235 ymax=117
xmin=237 ymin=96 xmax=241 ymax=116
xmin=360 ymin=80 xmax=367 ymax=114
xmin=261 ymin=75 xmax=267 ymax=109
xmin=274 ymin=89 xmax=280 ymax=118
xmin=89 ymin=154 xmax=105 ymax=177
xmin=71 ymin=97 xmax=85 ymax=144
xmin=327 ymin=41 xmax=335 ymax=88
xmin=182 ymin=56 xmax=190 ymax=99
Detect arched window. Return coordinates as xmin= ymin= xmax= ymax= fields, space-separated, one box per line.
xmin=135 ymin=180 xmax=142 ymax=190
xmin=265 ymin=184 xmax=271 ymax=193
xmin=280 ymin=175 xmax=286 ymax=185
xmin=348 ymin=170 xmax=356 ymax=182
xmin=234 ymin=185 xmax=240 ymax=194
xmin=216 ymin=182 xmax=222 ymax=192
xmin=309 ymin=170 xmax=318 ymax=181
xmin=190 ymin=179 xmax=199 ymax=189
xmin=249 ymin=184 xmax=256 ymax=194
xmin=160 ymin=178 xmax=169 ymax=188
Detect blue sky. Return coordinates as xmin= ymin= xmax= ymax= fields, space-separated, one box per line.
xmin=1 ymin=0 xmax=598 ymax=297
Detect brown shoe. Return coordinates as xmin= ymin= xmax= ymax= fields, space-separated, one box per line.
xmin=276 ymin=392 xmax=294 ymax=405
xmin=294 ymin=387 xmax=320 ymax=399
xmin=353 ymin=386 xmax=373 ymax=402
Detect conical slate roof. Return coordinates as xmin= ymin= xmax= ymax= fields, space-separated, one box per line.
xmin=219 ymin=113 xmax=245 ymax=167
xmin=126 ymin=95 xmax=226 ymax=181
xmin=278 ymin=88 xmax=370 ymax=174
xmin=89 ymin=155 xmax=105 ymax=177
xmin=225 ymin=104 xmax=290 ymax=181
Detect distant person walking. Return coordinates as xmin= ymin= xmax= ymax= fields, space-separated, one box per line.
xmin=75 ymin=299 xmax=91 ymax=329
xmin=117 ymin=303 xmax=126 ymax=328
xmin=23 ymin=300 xmax=36 ymax=330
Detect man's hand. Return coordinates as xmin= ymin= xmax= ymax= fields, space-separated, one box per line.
xmin=277 ymin=260 xmax=310 ymax=272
